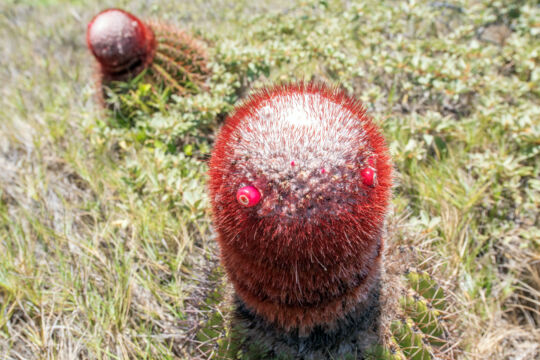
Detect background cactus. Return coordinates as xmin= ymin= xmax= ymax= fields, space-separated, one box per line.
xmin=86 ymin=8 xmax=209 ymax=120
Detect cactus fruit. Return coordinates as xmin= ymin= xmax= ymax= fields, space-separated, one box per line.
xmin=208 ymin=82 xmax=393 ymax=357
xmin=86 ymin=8 xmax=209 ymax=103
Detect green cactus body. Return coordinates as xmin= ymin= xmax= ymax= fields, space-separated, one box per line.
xmin=149 ymin=22 xmax=209 ymax=95
xmin=365 ymin=271 xmax=449 ymax=360
xmin=364 ymin=342 xmax=405 ymax=360
xmin=395 ymin=317 xmax=436 ymax=360
xmin=406 ymin=271 xmax=447 ymax=312
xmin=400 ymin=293 xmax=445 ymax=346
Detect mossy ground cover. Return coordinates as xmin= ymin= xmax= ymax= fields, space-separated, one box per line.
xmin=0 ymin=0 xmax=538 ymax=358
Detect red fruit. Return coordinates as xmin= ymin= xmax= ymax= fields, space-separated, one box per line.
xmin=86 ymin=9 xmax=156 ymax=79
xmin=360 ymin=167 xmax=376 ymax=187
xmin=236 ymin=186 xmax=261 ymax=207
xmin=208 ymin=82 xmax=392 ymax=332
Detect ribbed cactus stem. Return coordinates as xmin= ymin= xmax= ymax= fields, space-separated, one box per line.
xmin=407 ymin=271 xmax=447 ymax=311
xmin=391 ymin=319 xmax=433 ymax=360
xmin=400 ymin=293 xmax=445 ymax=345
xmin=367 ymin=271 xmax=450 ymax=359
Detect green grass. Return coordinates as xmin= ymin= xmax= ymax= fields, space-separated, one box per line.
xmin=0 ymin=0 xmax=539 ymax=358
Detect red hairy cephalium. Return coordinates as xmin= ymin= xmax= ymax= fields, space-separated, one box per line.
xmin=208 ymin=82 xmax=392 ymax=332
xmin=86 ymin=8 xmax=156 ymax=81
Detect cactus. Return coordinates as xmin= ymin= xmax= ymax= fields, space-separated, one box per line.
xmin=207 ymin=82 xmax=393 ymax=358
xmin=86 ymin=8 xmax=209 ymax=117
xmin=194 ymin=83 xmax=454 ymax=359
xmin=365 ymin=271 xmax=450 ymax=360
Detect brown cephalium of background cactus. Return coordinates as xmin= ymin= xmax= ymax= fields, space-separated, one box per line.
xmin=86 ymin=8 xmax=209 ymax=98
xmin=208 ymin=82 xmax=392 ymax=357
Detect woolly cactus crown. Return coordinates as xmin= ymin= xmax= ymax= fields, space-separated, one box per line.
xmin=86 ymin=8 xmax=155 ymax=78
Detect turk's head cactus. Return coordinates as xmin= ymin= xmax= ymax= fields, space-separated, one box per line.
xmin=86 ymin=8 xmax=209 ymax=101
xmin=208 ymin=82 xmax=393 ymax=356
